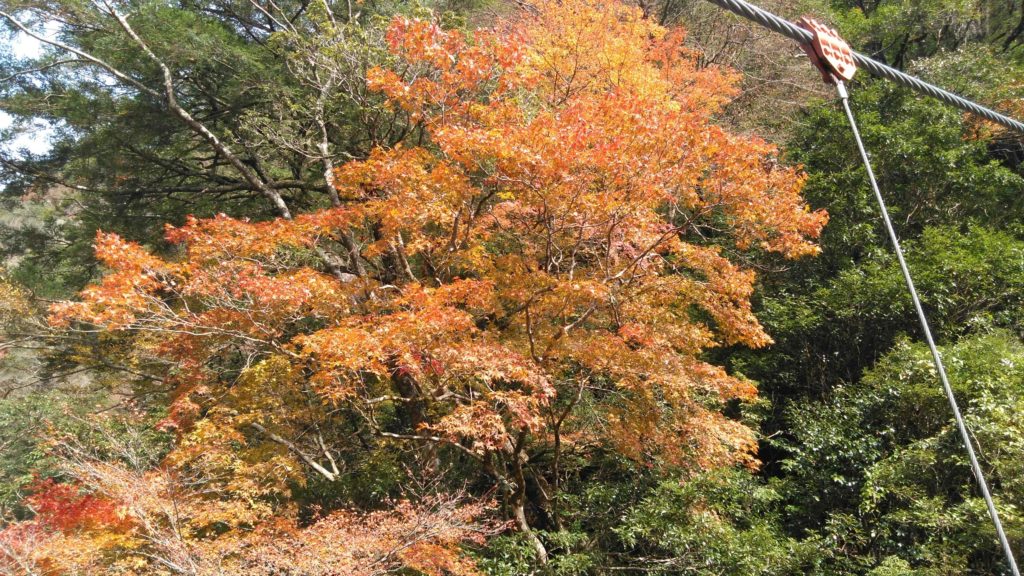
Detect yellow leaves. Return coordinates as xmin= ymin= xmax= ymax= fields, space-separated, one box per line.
xmin=51 ymin=217 xmax=358 ymax=339
xmin=432 ymin=278 xmax=498 ymax=312
xmin=230 ymin=355 xmax=305 ymax=419
xmin=492 ymin=390 xmax=548 ymax=432
xmin=434 ymin=402 xmax=509 ymax=454
xmin=366 ymin=0 xmax=827 ymax=276
xmin=692 ymin=135 xmax=828 ymax=259
xmin=439 ymin=341 xmax=553 ymax=397
xmin=232 ymin=266 xmax=350 ymax=319
xmin=384 ymin=17 xmax=463 ymax=70
xmin=335 ymin=147 xmax=484 ymax=262
xmin=5 ymin=527 xmax=110 ymax=575
xmin=685 ymin=359 xmax=758 ymax=402
xmin=402 ymin=541 xmax=482 ymax=576
xmin=604 ymin=384 xmax=760 ymax=473
xmin=670 ymin=242 xmax=770 ymax=348
xmin=519 ymin=0 xmax=670 ymax=103
xmin=649 ymin=28 xmax=741 ymax=115
xmin=0 ymin=272 xmax=32 ymax=324
xmin=368 ymin=16 xmax=523 ymax=126
xmin=49 ymin=233 xmax=170 ymax=329
xmin=93 ymin=230 xmax=167 ymax=273
xmin=168 ymin=415 xmax=301 ymax=528
xmin=295 ymin=325 xmax=385 ymax=399
xmin=171 ymin=418 xmax=244 ymax=467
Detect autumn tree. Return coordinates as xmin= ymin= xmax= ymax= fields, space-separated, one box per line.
xmin=1 ymin=452 xmax=492 ymax=575
xmin=24 ymin=0 xmax=827 ymax=569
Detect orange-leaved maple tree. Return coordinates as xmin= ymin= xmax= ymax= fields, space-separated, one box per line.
xmin=40 ymin=0 xmax=826 ymax=568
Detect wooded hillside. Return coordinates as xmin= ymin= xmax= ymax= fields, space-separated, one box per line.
xmin=2 ymin=0 xmax=1023 ymax=573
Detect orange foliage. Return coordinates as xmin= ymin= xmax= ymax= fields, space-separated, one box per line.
xmin=41 ymin=0 xmax=827 ymax=569
xmin=1 ymin=466 xmax=490 ymax=576
xmin=235 ymin=497 xmax=493 ymax=576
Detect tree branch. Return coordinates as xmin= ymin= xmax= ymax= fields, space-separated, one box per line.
xmin=249 ymin=422 xmax=338 ymax=481
xmin=0 ymin=11 xmax=161 ymax=98
xmin=99 ymin=0 xmax=294 ymax=219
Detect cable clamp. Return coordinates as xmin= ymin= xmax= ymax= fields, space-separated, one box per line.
xmin=797 ymin=17 xmax=856 ymax=84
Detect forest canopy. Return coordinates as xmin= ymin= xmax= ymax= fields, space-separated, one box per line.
xmin=1 ymin=0 xmax=1023 ymax=574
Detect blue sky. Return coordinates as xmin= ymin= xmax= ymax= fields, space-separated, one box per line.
xmin=2 ymin=23 xmax=57 ymax=156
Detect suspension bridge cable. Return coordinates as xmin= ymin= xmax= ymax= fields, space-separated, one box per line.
xmin=834 ymin=77 xmax=1021 ymax=576
xmin=700 ymin=0 xmax=1024 ymax=136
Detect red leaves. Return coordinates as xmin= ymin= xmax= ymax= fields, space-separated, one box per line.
xmin=26 ymin=479 xmax=129 ymax=533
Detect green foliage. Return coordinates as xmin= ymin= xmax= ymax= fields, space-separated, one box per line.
xmin=476 ymin=468 xmax=823 ymax=575
xmin=868 ymin=556 xmax=916 ymax=576
xmin=784 ymin=79 xmax=1024 ymax=276
xmin=0 ymin=388 xmax=171 ymax=518
xmin=719 ymin=14 xmax=1024 ymax=569
xmin=0 ymin=0 xmax=427 ymax=297
xmin=819 ymin=1 xmax=1024 ymax=66
xmin=296 ymin=446 xmax=407 ymax=520
xmin=827 ymin=225 xmax=1024 ymax=337
xmin=735 ymin=74 xmax=1024 ymax=400
xmin=616 ymin=470 xmax=824 ymax=574
xmin=781 ymin=331 xmax=1024 ymax=573
xmin=735 ymin=223 xmax=1024 ymax=400
xmin=0 ymin=391 xmax=66 ymax=515
xmin=475 ymin=533 xmax=539 ymax=576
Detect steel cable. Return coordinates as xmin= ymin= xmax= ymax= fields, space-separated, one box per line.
xmin=702 ymin=0 xmax=1024 ymax=136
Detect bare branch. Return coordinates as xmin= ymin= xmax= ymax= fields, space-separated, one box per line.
xmin=0 ymin=58 xmax=87 ymax=82
xmin=249 ymin=422 xmax=338 ymax=481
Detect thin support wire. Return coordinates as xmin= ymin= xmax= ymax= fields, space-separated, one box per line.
xmin=834 ymin=78 xmax=1021 ymax=576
